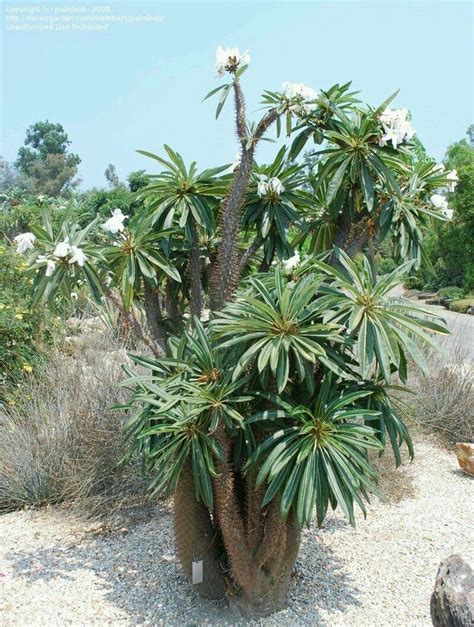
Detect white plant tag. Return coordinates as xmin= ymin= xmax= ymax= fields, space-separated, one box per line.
xmin=192 ymin=559 xmax=203 ymax=584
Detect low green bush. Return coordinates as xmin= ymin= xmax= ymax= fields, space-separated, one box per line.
xmin=404 ymin=275 xmax=424 ymax=290
xmin=449 ymin=297 xmax=474 ymax=313
xmin=378 ymin=256 xmax=397 ymax=275
xmin=438 ymin=286 xmax=465 ymax=300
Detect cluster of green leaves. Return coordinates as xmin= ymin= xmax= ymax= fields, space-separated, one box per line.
xmin=135 ymin=145 xmax=229 ymax=233
xmin=248 ymin=378 xmax=382 ymax=526
xmin=28 ymin=208 xmax=104 ymax=307
xmin=263 ymin=86 xmax=458 ymax=267
xmin=314 ymin=249 xmax=448 ymax=381
xmin=120 ymin=321 xmax=252 ymax=507
xmin=242 ymin=147 xmax=309 ymax=264
xmin=123 ymin=259 xmax=447 ymax=527
xmin=212 ymin=270 xmax=345 ymax=393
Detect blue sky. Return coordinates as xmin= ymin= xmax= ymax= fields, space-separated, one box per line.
xmin=2 ymin=0 xmax=473 ymax=189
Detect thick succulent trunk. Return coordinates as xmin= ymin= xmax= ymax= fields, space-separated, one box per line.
xmin=173 ymin=431 xmax=301 ymax=616
xmin=174 ymin=461 xmax=226 ymax=599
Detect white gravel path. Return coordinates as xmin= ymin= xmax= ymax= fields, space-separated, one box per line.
xmin=0 ymin=435 xmax=472 ymax=626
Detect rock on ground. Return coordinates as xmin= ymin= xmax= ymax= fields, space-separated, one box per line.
xmin=431 ymin=554 xmax=474 ymax=626
xmin=0 ymin=436 xmax=472 ymax=626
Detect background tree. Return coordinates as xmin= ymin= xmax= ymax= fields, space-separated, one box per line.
xmin=414 ymin=127 xmax=474 ymax=291
xmin=15 ymin=121 xmax=81 ymax=196
xmin=127 ymin=169 xmax=149 ymax=192
xmin=104 ymin=163 xmax=120 ymax=189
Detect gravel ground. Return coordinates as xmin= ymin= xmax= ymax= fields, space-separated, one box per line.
xmin=0 ymin=436 xmax=472 ymax=626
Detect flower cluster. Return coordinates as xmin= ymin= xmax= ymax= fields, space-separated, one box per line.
xmin=54 ymin=238 xmax=87 ymax=266
xmin=12 ymin=231 xmax=87 ymax=279
xmin=102 ymin=208 xmax=127 ymax=234
xmin=378 ymin=108 xmax=415 ymax=149
xmin=282 ymin=81 xmax=319 ymax=116
xmin=256 ymin=175 xmax=285 ymax=198
xmin=215 ymin=46 xmax=250 ymax=77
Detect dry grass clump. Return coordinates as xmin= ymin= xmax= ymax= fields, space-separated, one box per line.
xmin=0 ymin=328 xmax=150 ymax=519
xmin=406 ymin=338 xmax=474 ymax=444
xmin=371 ymin=451 xmax=416 ymax=503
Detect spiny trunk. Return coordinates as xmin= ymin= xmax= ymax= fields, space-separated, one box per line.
xmin=210 ymin=152 xmax=253 ymax=310
xmin=164 ymin=279 xmax=183 ymax=332
xmin=367 ymin=232 xmax=377 ymax=282
xmin=143 ymin=283 xmax=167 ymax=353
xmin=205 ymin=426 xmax=301 ymax=616
xmin=174 ymin=461 xmax=226 ymax=599
xmin=188 ymin=221 xmax=204 ymax=319
xmin=210 ymin=79 xmax=278 ymax=311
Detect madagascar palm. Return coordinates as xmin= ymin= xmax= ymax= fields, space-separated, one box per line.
xmin=19 ymin=48 xmax=456 ymax=618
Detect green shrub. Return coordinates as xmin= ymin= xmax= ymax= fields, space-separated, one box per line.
xmin=438 ymin=286 xmax=465 ymax=300
xmin=378 ymin=256 xmax=397 ymax=274
xmin=0 ymin=244 xmax=57 ymax=397
xmin=449 ymin=298 xmax=474 ymax=313
xmin=404 ymin=275 xmax=424 ymax=290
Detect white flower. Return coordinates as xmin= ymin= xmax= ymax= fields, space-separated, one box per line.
xmin=14 ymin=232 xmax=36 ymax=254
xmin=268 ymin=177 xmax=285 ymax=195
xmin=282 ymin=81 xmax=318 ymax=101
xmin=378 ymin=107 xmax=415 ymax=149
xmin=430 ymin=193 xmax=449 ymax=212
xmin=68 ymin=245 xmax=87 ymax=267
xmin=257 ymin=174 xmax=269 ymax=197
xmin=35 ymin=255 xmax=56 ymax=277
xmin=443 ymin=208 xmax=454 ymax=220
xmin=45 ymin=259 xmax=56 ymax=277
xmin=71 ymin=292 xmax=78 ymax=300
xmin=215 ymin=46 xmax=250 ymax=77
xmin=282 ymin=251 xmax=301 ymax=274
xmin=102 ymin=208 xmax=127 ymax=234
xmin=282 ymin=81 xmax=319 ymax=116
xmin=54 ymin=239 xmax=70 ymax=258
xmin=256 ymin=175 xmax=285 ymax=198
xmin=446 ymin=169 xmax=458 ymax=192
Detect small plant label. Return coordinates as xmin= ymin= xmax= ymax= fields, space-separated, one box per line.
xmin=192 ymin=559 xmax=203 ymax=584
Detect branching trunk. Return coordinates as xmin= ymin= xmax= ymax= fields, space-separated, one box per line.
xmin=210 ymin=80 xmax=278 ymax=311
xmin=105 ymin=287 xmax=164 ymax=357
xmin=208 ymin=427 xmax=301 ymax=616
xmin=174 ymin=77 xmax=299 ymax=617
